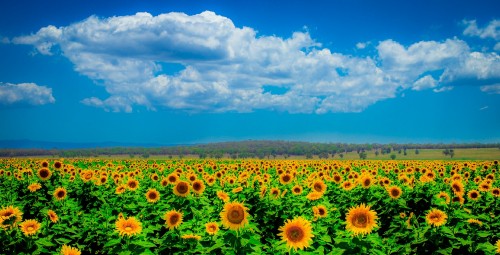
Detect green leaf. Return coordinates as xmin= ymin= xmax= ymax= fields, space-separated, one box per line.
xmin=477 ymin=231 xmax=490 ymax=238
xmin=104 ymin=238 xmax=121 ymax=248
xmin=436 ymin=247 xmax=452 ymax=254
xmin=321 ymin=235 xmax=332 ymax=243
xmin=132 ymin=240 xmax=156 ymax=248
xmin=55 ymin=238 xmax=72 ymax=244
xmin=118 ymin=251 xmax=132 ymax=255
xmin=35 ymin=238 xmax=55 ymax=247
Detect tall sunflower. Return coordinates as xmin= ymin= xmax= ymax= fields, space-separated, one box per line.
xmin=164 ymin=210 xmax=183 ymax=230
xmin=192 ymin=180 xmax=206 ymax=195
xmin=387 ymin=186 xmax=402 ymax=199
xmin=0 ymin=205 xmax=23 ymax=229
xmin=345 ymin=204 xmax=378 ymax=236
xmin=145 ymin=189 xmax=160 ymax=203
xmin=47 ymin=210 xmax=59 ymax=223
xmin=278 ymin=216 xmax=314 ymax=251
xmin=359 ymin=175 xmax=373 ymax=189
xmin=426 ymin=209 xmax=447 ymax=227
xmin=311 ymin=180 xmax=327 ymax=194
xmin=60 ymin=244 xmax=81 ymax=255
xmin=467 ymin=190 xmax=480 ymax=201
xmin=292 ymin=185 xmax=303 ymax=195
xmin=173 ymin=181 xmax=190 ymax=197
xmin=220 ymin=201 xmax=249 ymax=231
xmin=115 ymin=216 xmax=142 ymax=236
xmin=37 ymin=168 xmax=52 ymax=181
xmin=19 ymin=219 xmax=41 ymax=236
xmin=53 ymin=187 xmax=67 ymax=201
xmin=126 ymin=179 xmax=140 ymax=191
xmin=450 ymin=180 xmax=465 ymax=196
xmin=205 ymin=222 xmax=219 ymax=235
xmin=279 ymin=173 xmax=293 ymax=185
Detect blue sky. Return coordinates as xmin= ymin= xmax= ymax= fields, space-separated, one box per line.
xmin=1 ymin=0 xmax=499 ymax=145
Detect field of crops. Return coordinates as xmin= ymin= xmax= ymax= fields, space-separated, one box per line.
xmin=1 ymin=158 xmax=500 ymax=254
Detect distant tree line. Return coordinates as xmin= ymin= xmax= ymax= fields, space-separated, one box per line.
xmin=0 ymin=140 xmax=499 ymax=158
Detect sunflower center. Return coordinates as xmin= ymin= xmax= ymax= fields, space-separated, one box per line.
xmin=57 ymin=191 xmax=65 ymax=197
xmin=391 ymin=189 xmax=400 ymax=197
xmin=170 ymin=215 xmax=179 ymax=225
xmin=283 ymin=175 xmax=290 ymax=182
xmin=227 ymin=206 xmax=244 ymax=224
xmin=40 ymin=170 xmax=49 ymax=178
xmin=286 ymin=226 xmax=304 ymax=242
xmin=177 ymin=183 xmax=188 ymax=194
xmin=149 ymin=192 xmax=157 ymax=199
xmin=129 ymin=182 xmax=137 ymax=188
xmin=319 ymin=208 xmax=326 ymax=215
xmin=364 ymin=179 xmax=371 ymax=186
xmin=193 ymin=183 xmax=201 ymax=191
xmin=353 ymin=214 xmax=368 ymax=227
xmin=314 ymin=183 xmax=323 ymax=192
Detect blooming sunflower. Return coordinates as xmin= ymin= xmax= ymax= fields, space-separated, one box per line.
xmin=496 ymin=239 xmax=500 ymax=253
xmin=467 ymin=190 xmax=481 ymax=201
xmin=450 ymin=180 xmax=465 ymax=196
xmin=181 ymin=234 xmax=202 ymax=240
xmin=53 ymin=187 xmax=67 ymax=201
xmin=173 ymin=181 xmax=190 ymax=197
xmin=345 ymin=204 xmax=378 ymax=236
xmin=312 ymin=205 xmax=328 ymax=218
xmin=205 ymin=222 xmax=219 ymax=235
xmin=192 ymin=180 xmax=206 ymax=195
xmin=306 ymin=191 xmax=323 ymax=201
xmin=19 ymin=219 xmax=41 ymax=236
xmin=436 ymin=191 xmax=451 ymax=204
xmin=426 ymin=209 xmax=447 ymax=227
xmin=270 ymin=187 xmax=281 ymax=198
xmin=387 ymin=186 xmax=402 ymax=199
xmin=220 ymin=201 xmax=249 ymax=231
xmin=359 ymin=175 xmax=373 ymax=189
xmin=145 ymin=189 xmax=160 ymax=203
xmin=28 ymin=182 xmax=42 ymax=192
xmin=292 ymin=185 xmax=303 ymax=195
xmin=115 ymin=216 xmax=142 ymax=236
xmin=167 ymin=173 xmax=179 ymax=184
xmin=37 ymin=168 xmax=52 ymax=181
xmin=278 ymin=216 xmax=314 ymax=251
xmin=0 ymin=205 xmax=23 ymax=229
xmin=115 ymin=184 xmax=127 ymax=195
xmin=232 ymin=186 xmax=243 ymax=194
xmin=311 ymin=180 xmax=327 ymax=194
xmin=467 ymin=219 xmax=483 ymax=226
xmin=126 ymin=179 xmax=140 ymax=191
xmin=491 ymin=187 xmax=500 ymax=197
xmin=47 ymin=210 xmax=58 ymax=223
xmin=60 ymin=244 xmax=81 ymax=255
xmin=341 ymin=181 xmax=355 ymax=191
xmin=279 ymin=173 xmax=293 ymax=185
xmin=216 ymin=190 xmax=230 ymax=202
xmin=164 ymin=210 xmax=183 ymax=230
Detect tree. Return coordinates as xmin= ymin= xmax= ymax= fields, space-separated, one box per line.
xmin=339 ymin=153 xmax=344 ymax=159
xmin=390 ymin=154 xmax=396 ymax=160
xmin=415 ymin=149 xmax=420 ymax=155
xmin=359 ymin=151 xmax=368 ymax=159
xmin=375 ymin=150 xmax=379 ymax=157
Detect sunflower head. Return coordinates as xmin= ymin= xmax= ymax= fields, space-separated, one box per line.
xmin=311 ymin=180 xmax=327 ymax=194
xmin=173 ymin=181 xmax=190 ymax=197
xmin=279 ymin=173 xmax=293 ymax=185
xmin=312 ymin=205 xmax=328 ymax=218
xmin=53 ymin=187 xmax=67 ymax=201
xmin=467 ymin=190 xmax=480 ymax=201
xmin=359 ymin=175 xmax=373 ymax=189
xmin=306 ymin=191 xmax=323 ymax=201
xmin=127 ymin=179 xmax=139 ymax=191
xmin=216 ymin=190 xmax=230 ymax=202
xmin=60 ymin=244 xmax=81 ymax=255
xmin=345 ymin=204 xmax=378 ymax=236
xmin=292 ymin=185 xmax=303 ymax=195
xmin=278 ymin=216 xmax=314 ymax=251
xmin=164 ymin=210 xmax=183 ymax=230
xmin=19 ymin=219 xmax=41 ymax=236
xmin=116 ymin=216 xmax=142 ymax=236
xmin=205 ymin=222 xmax=219 ymax=235
xmin=181 ymin=234 xmax=202 ymax=241
xmin=192 ymin=180 xmax=206 ymax=195
xmin=387 ymin=186 xmax=402 ymax=199
xmin=37 ymin=168 xmax=52 ymax=181
xmin=0 ymin=205 xmax=23 ymax=229
xmin=28 ymin=182 xmax=42 ymax=192
xmin=47 ymin=210 xmax=58 ymax=223
xmin=145 ymin=189 xmax=160 ymax=203
xmin=426 ymin=209 xmax=447 ymax=227
xmin=220 ymin=201 xmax=249 ymax=231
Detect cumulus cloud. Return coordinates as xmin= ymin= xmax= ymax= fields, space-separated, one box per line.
xmin=463 ymin=19 xmax=500 ymax=41
xmin=0 ymin=82 xmax=55 ymax=105
xmin=10 ymin=11 xmax=500 ymax=113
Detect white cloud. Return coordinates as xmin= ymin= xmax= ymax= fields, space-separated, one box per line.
xmin=480 ymin=106 xmax=489 ymax=110
xmin=480 ymin=84 xmax=500 ymax=94
xmin=0 ymin=82 xmax=55 ymax=105
xmin=356 ymin=42 xmax=366 ymax=49
xmin=433 ymin=86 xmax=453 ymax=93
xmin=463 ymin=19 xmax=500 ymax=41
xmin=10 ymin=11 xmax=500 ymax=113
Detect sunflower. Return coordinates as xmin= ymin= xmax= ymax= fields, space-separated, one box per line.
xmin=47 ymin=210 xmax=58 ymax=223
xmin=496 ymin=239 xmax=500 ymax=253
xmin=54 ymin=161 xmax=63 ymax=169
xmin=279 ymin=173 xmax=293 ymax=185
xmin=341 ymin=180 xmax=355 ymax=191
xmin=359 ymin=175 xmax=373 ymax=189
xmin=167 ymin=173 xmax=179 ymax=184
xmin=452 ymin=195 xmax=465 ymax=205
xmin=467 ymin=190 xmax=481 ymax=201
xmin=192 ymin=180 xmax=206 ymax=195
xmin=0 ymin=205 xmax=23 ymax=229
xmin=345 ymin=204 xmax=378 ymax=236
xmin=116 ymin=216 xmax=142 ymax=236
xmin=173 ymin=181 xmax=190 ymax=197
xmin=332 ymin=174 xmax=343 ymax=184
xmin=387 ymin=186 xmax=402 ymax=199
xmin=217 ymin=190 xmax=230 ymax=202
xmin=28 ymin=182 xmax=42 ymax=192
xmin=115 ymin=184 xmax=127 ymax=194
xmin=491 ymin=188 xmax=500 ymax=197
xmin=60 ymin=244 xmax=81 ymax=255
xmin=426 ymin=209 xmax=447 ymax=227
xmin=181 ymin=234 xmax=202 ymax=240
xmin=160 ymin=178 xmax=169 ymax=187
xmin=450 ymin=180 xmax=465 ymax=196
xmin=220 ymin=201 xmax=249 ymax=231
xmin=311 ymin=180 xmax=327 ymax=194
xmin=19 ymin=219 xmax=41 ymax=236
xmin=436 ymin=191 xmax=451 ymax=204
xmin=127 ymin=179 xmax=140 ymax=191
xmin=145 ymin=189 xmax=160 ymax=203
xmin=37 ymin=168 xmax=52 ymax=181
xmin=232 ymin=186 xmax=243 ymax=194
xmin=292 ymin=185 xmax=303 ymax=195
xmin=467 ymin=219 xmax=483 ymax=226
xmin=312 ymin=205 xmax=328 ymax=218
xmin=306 ymin=191 xmax=323 ymax=201
xmin=164 ymin=210 xmax=183 ymax=230
xmin=205 ymin=222 xmax=219 ymax=235
xmin=270 ymin=187 xmax=281 ymax=198
xmin=53 ymin=187 xmax=67 ymax=201
xmin=278 ymin=216 xmax=314 ymax=251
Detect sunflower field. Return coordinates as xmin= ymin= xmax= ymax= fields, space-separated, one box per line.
xmin=1 ymin=158 xmax=500 ymax=254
